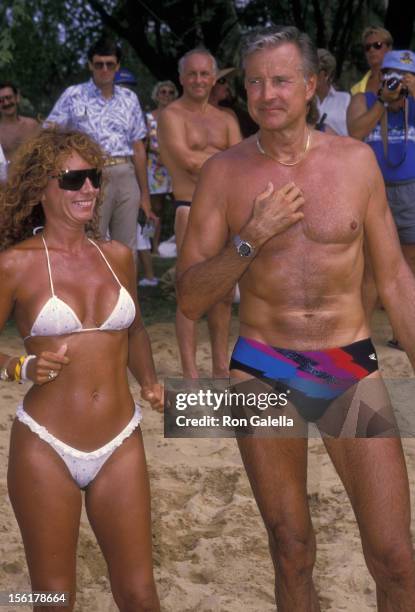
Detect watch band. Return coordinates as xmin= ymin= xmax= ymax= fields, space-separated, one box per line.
xmin=233 ymin=235 xmax=255 ymax=257
xmin=376 ymin=92 xmax=389 ymax=108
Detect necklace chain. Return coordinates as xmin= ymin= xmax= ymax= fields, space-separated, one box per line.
xmin=256 ymin=130 xmax=311 ymax=166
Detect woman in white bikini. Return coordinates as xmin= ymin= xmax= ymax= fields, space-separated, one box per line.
xmin=0 ymin=128 xmax=163 ymax=611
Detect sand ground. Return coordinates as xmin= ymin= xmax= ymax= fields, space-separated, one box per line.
xmin=1 ymin=310 xmax=414 ymax=611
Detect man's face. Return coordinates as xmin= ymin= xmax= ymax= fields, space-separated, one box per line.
xmin=244 ymin=43 xmax=316 ymax=131
xmin=0 ymin=87 xmax=18 ymax=117
xmin=316 ymin=68 xmax=329 ymax=96
xmin=364 ymin=35 xmax=391 ymax=70
xmin=88 ymin=54 xmax=120 ymax=88
xmin=179 ymin=53 xmax=216 ymax=101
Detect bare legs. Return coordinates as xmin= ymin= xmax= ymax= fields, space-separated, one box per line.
xmin=233 ymin=370 xmax=415 ymax=611
xmin=150 ymin=194 xmax=165 ymax=254
xmin=8 ymin=419 xmax=160 ymax=612
xmin=137 ymin=249 xmax=156 ymax=283
xmin=175 ymin=205 xmax=232 ymax=378
xmin=323 ymin=437 xmax=415 ymax=612
xmin=237 ymin=436 xmax=321 ymax=611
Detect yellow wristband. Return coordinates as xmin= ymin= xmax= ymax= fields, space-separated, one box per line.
xmin=14 ymin=355 xmax=26 ymax=382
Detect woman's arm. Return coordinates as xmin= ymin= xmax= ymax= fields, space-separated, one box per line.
xmin=117 ymin=244 xmax=163 ymax=412
xmin=0 ymin=248 xmax=70 ymax=384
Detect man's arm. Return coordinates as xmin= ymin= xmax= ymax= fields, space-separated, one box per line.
xmin=112 ymin=243 xmax=162 ymax=411
xmin=131 ymin=139 xmax=152 ymax=218
xmin=176 ymin=156 xmax=304 ymax=319
xmin=157 ymin=107 xmax=212 ymax=174
xmin=364 ymin=149 xmax=415 ymax=366
xmin=44 ymin=87 xmax=73 ymax=127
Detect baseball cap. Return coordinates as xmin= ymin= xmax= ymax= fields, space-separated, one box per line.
xmin=381 ymin=50 xmax=415 ymax=74
xmin=114 ymin=68 xmax=137 ymax=85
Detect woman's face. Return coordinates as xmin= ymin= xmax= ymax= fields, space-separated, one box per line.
xmin=41 ymin=151 xmax=101 ymax=226
xmin=156 ymin=84 xmax=176 ymax=108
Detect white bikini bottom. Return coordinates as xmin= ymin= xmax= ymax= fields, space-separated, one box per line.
xmin=16 ymin=404 xmax=142 ymax=489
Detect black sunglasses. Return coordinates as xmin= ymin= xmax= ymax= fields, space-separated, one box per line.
xmin=51 ymin=168 xmax=102 ymax=191
xmin=364 ymin=41 xmax=386 ymax=52
xmin=0 ymin=94 xmax=15 ymax=104
xmin=93 ymin=61 xmax=117 ymax=71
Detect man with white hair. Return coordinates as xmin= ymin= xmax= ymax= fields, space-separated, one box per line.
xmin=177 ymin=26 xmax=415 ymax=610
xmin=158 ymin=48 xmax=241 ymax=378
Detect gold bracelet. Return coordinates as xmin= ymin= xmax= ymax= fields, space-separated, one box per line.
xmin=14 ymin=355 xmax=26 ymax=382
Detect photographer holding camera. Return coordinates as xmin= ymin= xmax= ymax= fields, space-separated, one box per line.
xmin=348 ymin=50 xmax=415 ymax=349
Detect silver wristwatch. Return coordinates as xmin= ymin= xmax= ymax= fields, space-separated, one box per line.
xmin=233 ymin=235 xmax=255 ymax=257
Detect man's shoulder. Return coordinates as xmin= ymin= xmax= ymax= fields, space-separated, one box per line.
xmin=57 ymin=81 xmax=90 ymax=100
xmin=161 ymin=99 xmax=186 ymax=116
xmin=114 ymin=85 xmax=139 ymax=104
xmin=158 ymin=101 xmax=186 ymax=128
xmin=20 ymin=116 xmax=39 ymax=127
xmin=318 ymin=131 xmax=375 ymax=162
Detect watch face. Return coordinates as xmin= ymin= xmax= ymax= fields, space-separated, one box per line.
xmin=238 ymin=242 xmax=252 ymax=257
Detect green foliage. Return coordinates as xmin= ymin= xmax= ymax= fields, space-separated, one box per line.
xmin=0 ymin=0 xmax=412 ymax=116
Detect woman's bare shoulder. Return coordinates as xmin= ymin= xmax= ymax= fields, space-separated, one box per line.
xmin=95 ymin=238 xmax=133 ymax=266
xmin=0 ymin=236 xmax=42 ymax=274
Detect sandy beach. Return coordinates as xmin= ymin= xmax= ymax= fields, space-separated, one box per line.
xmin=1 ymin=310 xmax=414 ymax=611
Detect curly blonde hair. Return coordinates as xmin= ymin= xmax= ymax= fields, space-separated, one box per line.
xmin=0 ymin=128 xmax=105 ymax=251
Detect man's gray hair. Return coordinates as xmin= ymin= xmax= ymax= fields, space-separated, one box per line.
xmin=241 ymin=25 xmax=319 ymax=77
xmin=178 ymin=48 xmax=218 ymax=75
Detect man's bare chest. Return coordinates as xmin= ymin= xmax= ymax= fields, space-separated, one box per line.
xmin=0 ymin=122 xmax=30 ymax=154
xmin=229 ymin=164 xmax=365 ymax=247
xmin=184 ymin=114 xmax=228 ymax=151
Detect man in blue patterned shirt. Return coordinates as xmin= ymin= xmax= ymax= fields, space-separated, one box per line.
xmin=46 ymin=37 xmax=152 ymax=255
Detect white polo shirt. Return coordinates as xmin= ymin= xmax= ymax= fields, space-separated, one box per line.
xmin=316 ymin=86 xmax=351 ymax=136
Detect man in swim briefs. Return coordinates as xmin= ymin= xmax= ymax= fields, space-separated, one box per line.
xmin=177 ymin=26 xmax=415 ymax=610
xmin=158 ymin=48 xmax=241 ymax=378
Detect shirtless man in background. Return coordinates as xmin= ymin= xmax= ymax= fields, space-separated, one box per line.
xmin=177 ymin=26 xmax=415 ymax=610
xmin=0 ymin=82 xmax=39 ymax=163
xmin=158 ymin=49 xmax=241 ymax=378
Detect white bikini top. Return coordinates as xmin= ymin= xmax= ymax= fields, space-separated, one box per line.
xmin=24 ymin=236 xmax=136 ymax=341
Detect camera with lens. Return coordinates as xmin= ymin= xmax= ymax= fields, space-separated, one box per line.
xmin=383 ymin=74 xmax=409 ymax=97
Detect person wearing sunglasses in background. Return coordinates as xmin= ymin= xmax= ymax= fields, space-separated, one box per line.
xmin=351 ymin=26 xmax=393 ymax=95
xmin=348 ymin=50 xmax=415 ymax=351
xmin=0 ymin=128 xmax=163 ymax=611
xmin=45 ymin=38 xmax=153 ymax=262
xmin=0 ymin=81 xmax=39 ymax=173
xmin=209 ymin=68 xmax=259 ymax=138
